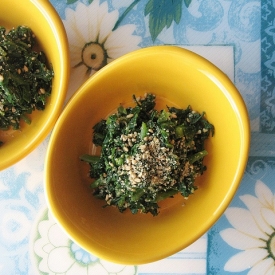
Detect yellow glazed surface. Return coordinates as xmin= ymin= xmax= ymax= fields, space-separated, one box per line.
xmin=45 ymin=46 xmax=250 ymax=265
xmin=0 ymin=0 xmax=69 ymax=170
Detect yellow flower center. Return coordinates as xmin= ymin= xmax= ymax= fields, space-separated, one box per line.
xmin=81 ymin=42 xmax=107 ymax=71
xmin=267 ymin=231 xmax=275 ymax=260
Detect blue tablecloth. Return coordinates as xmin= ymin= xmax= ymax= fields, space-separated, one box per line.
xmin=0 ymin=0 xmax=274 ymax=274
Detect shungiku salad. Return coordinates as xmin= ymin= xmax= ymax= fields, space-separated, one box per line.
xmin=81 ymin=93 xmax=214 ymax=216
xmin=0 ymin=26 xmax=53 ymax=132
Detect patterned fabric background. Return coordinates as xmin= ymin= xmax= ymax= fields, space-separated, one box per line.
xmin=0 ymin=0 xmax=274 ymax=274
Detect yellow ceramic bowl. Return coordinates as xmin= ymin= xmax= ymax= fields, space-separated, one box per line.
xmin=45 ymin=46 xmax=250 ymax=265
xmin=0 ymin=0 xmax=69 ymax=170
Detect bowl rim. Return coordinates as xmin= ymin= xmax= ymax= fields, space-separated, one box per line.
xmin=45 ymin=45 xmax=251 ymax=264
xmin=0 ymin=0 xmax=70 ymax=170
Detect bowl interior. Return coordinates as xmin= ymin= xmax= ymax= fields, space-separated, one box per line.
xmin=45 ymin=46 xmax=250 ymax=265
xmin=0 ymin=0 xmax=69 ymax=170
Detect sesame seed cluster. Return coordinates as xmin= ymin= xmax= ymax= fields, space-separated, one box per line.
xmin=118 ymin=129 xmax=184 ymax=189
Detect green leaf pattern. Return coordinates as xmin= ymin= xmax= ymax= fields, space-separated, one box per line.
xmin=67 ymin=0 xmax=192 ymax=41
xmin=67 ymin=0 xmax=93 ymax=4
xmin=67 ymin=0 xmax=79 ymax=4
xmin=184 ymin=0 xmax=192 ymax=8
xmin=145 ymin=0 xmax=183 ymax=41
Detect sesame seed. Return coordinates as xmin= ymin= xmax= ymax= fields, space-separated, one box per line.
xmin=170 ymin=113 xmax=177 ymax=118
xmin=39 ymin=88 xmax=45 ymax=94
xmin=139 ymin=145 xmax=146 ymax=151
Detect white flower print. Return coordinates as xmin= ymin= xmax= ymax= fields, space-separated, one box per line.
xmin=63 ymin=0 xmax=141 ymax=100
xmin=32 ymin=208 xmax=136 ymax=275
xmin=220 ymin=180 xmax=275 ymax=275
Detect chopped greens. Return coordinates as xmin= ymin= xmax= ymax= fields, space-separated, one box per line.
xmin=81 ymin=93 xmax=214 ymax=216
xmin=0 ymin=26 xmax=53 ymax=131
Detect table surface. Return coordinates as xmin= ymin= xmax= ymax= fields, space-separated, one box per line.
xmin=1 ymin=0 xmax=274 ymax=274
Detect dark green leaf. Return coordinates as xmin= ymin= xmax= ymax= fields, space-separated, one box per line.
xmin=90 ymin=177 xmax=105 ymax=188
xmin=67 ymin=0 xmax=79 ymax=4
xmin=92 ymin=119 xmax=107 ymax=146
xmin=155 ymin=189 xmax=178 ymax=202
xmin=189 ymin=150 xmax=208 ymax=164
xmin=175 ymin=126 xmax=184 ymax=138
xmin=127 ymin=109 xmax=140 ymax=131
xmin=21 ymin=114 xmax=31 ymax=125
xmin=80 ymin=154 xmax=100 ymax=164
xmin=157 ymin=109 xmax=170 ymax=123
xmin=140 ymin=122 xmax=148 ymax=139
xmin=117 ymin=196 xmax=126 ymax=207
xmin=184 ymin=0 xmax=192 ymax=8
xmin=145 ymin=0 xmax=183 ymax=41
xmin=131 ymin=188 xmax=145 ymax=202
xmin=117 ymin=105 xmax=127 ymax=115
xmin=113 ymin=0 xmax=141 ymax=31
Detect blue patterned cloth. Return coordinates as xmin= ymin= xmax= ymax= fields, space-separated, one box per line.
xmin=0 ymin=0 xmax=274 ymax=274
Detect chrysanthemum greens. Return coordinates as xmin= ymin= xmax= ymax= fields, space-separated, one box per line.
xmin=0 ymin=26 xmax=53 ymax=131
xmin=81 ymin=93 xmax=214 ymax=216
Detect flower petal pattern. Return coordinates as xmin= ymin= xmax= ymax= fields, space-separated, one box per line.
xmin=255 ymin=180 xmax=274 ymax=208
xmin=62 ymin=0 xmax=141 ymax=101
xmin=261 ymin=208 xmax=275 ymax=229
xmin=247 ymin=257 xmax=274 ymax=275
xmin=67 ymin=262 xmax=90 ymax=275
xmin=32 ymin=208 xmax=136 ymax=275
xmin=48 ymin=223 xmax=70 ymax=248
xmin=220 ymin=228 xmax=266 ymax=250
xmin=224 ymin=248 xmax=268 ymax=272
xmin=222 ymin=181 xmax=275 ymax=274
xmin=240 ymin=194 xmax=273 ymax=235
xmin=224 ymin=207 xmax=267 ymax=239
xmin=48 ymin=247 xmax=76 ymax=273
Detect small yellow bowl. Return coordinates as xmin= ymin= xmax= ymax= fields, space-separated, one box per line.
xmin=45 ymin=46 xmax=250 ymax=265
xmin=0 ymin=0 xmax=69 ymax=170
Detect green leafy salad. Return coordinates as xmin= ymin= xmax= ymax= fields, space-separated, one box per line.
xmin=0 ymin=26 xmax=53 ymax=132
xmin=81 ymin=93 xmax=214 ymax=216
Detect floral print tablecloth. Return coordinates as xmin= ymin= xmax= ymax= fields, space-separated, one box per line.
xmin=0 ymin=0 xmax=274 ymax=274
